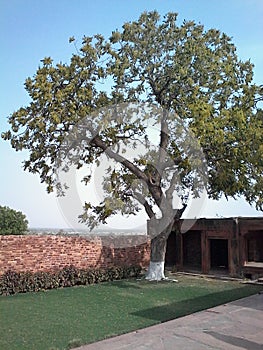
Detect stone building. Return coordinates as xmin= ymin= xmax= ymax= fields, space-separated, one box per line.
xmin=166 ymin=217 xmax=263 ymax=279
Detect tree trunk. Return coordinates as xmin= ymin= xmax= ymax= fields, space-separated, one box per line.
xmin=145 ymin=221 xmax=172 ymax=281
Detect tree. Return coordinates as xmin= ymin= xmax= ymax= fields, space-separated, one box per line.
xmin=0 ymin=206 xmax=28 ymax=235
xmin=2 ymin=12 xmax=263 ymax=279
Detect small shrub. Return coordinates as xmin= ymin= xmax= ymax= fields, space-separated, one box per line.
xmin=0 ymin=265 xmax=142 ymax=295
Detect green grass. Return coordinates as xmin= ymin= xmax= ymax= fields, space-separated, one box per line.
xmin=0 ymin=274 xmax=262 ymax=350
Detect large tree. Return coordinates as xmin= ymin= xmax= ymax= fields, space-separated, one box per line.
xmin=2 ymin=12 xmax=263 ymax=279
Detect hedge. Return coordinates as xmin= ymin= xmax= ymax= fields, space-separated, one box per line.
xmin=0 ymin=265 xmax=142 ymax=295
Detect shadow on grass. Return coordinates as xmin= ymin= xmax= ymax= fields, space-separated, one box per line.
xmin=131 ymin=286 xmax=262 ymax=322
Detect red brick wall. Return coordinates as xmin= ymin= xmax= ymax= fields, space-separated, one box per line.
xmin=0 ymin=235 xmax=150 ymax=275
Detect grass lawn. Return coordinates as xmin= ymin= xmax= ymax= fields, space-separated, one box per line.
xmin=0 ymin=274 xmax=262 ymax=350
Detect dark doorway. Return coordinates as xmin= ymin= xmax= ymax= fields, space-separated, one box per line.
xmin=183 ymin=231 xmax=201 ymax=271
xmin=210 ymin=239 xmax=228 ymax=271
xmin=246 ymin=231 xmax=263 ymax=262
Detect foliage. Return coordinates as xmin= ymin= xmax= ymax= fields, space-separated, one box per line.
xmin=2 ymin=11 xmax=263 ymax=231
xmin=0 ymin=265 xmax=142 ymax=295
xmin=0 ymin=206 xmax=28 ymax=235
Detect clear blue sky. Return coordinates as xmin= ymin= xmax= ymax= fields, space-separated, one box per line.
xmin=0 ymin=0 xmax=262 ymax=228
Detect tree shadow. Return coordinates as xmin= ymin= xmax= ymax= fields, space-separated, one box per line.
xmin=230 ymin=293 xmax=263 ymax=311
xmin=131 ymin=287 xmax=261 ymax=323
xmin=204 ymin=331 xmax=263 ymax=350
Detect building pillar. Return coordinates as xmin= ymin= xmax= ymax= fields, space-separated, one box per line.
xmin=229 ymin=218 xmax=240 ymax=276
xmin=201 ymin=231 xmax=209 ymax=274
xmin=175 ymin=231 xmax=183 ymax=270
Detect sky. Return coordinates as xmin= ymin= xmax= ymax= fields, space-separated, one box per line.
xmin=0 ymin=0 xmax=262 ymax=229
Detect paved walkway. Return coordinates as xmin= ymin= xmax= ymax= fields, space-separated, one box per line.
xmin=75 ymin=293 xmax=263 ymax=350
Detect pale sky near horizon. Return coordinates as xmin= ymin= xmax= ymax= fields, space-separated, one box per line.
xmin=0 ymin=0 xmax=262 ymax=229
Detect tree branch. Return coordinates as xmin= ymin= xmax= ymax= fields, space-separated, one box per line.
xmin=90 ymin=135 xmax=149 ymax=182
xmin=166 ymin=170 xmax=180 ymax=203
xmin=133 ymin=191 xmax=155 ymax=219
xmin=158 ymin=111 xmax=170 ymax=176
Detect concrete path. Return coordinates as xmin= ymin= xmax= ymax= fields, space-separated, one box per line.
xmin=75 ymin=293 xmax=263 ymax=350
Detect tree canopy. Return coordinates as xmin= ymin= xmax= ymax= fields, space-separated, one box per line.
xmin=0 ymin=206 xmax=28 ymax=235
xmin=2 ymin=12 xmax=263 ymax=275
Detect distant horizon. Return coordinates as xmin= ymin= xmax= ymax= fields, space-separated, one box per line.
xmin=29 ymin=214 xmax=263 ymax=231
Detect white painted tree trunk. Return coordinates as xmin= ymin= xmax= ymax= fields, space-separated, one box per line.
xmin=145 ymin=261 xmax=165 ymax=281
xmin=145 ymin=211 xmax=185 ymax=281
xmin=145 ymin=219 xmax=171 ymax=281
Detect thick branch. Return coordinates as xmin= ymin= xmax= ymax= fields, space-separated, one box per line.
xmin=144 ymin=111 xmax=172 ymax=210
xmin=166 ymin=170 xmax=179 ymax=203
xmin=146 ymin=111 xmax=170 ymax=188
xmin=158 ymin=114 xmax=170 ymax=179
xmin=159 ymin=113 xmax=169 ymax=154
xmin=147 ymin=184 xmax=164 ymax=208
xmin=133 ymin=191 xmax=155 ymax=219
xmin=91 ymin=135 xmax=168 ymax=212
xmin=148 ymin=75 xmax=171 ymax=105
xmin=91 ymin=135 xmax=148 ymax=182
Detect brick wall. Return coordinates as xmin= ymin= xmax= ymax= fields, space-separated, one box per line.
xmin=0 ymin=235 xmax=150 ymax=275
